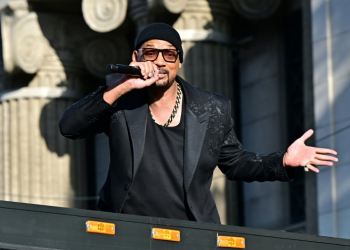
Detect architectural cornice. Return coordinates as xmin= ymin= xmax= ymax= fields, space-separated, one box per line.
xmin=178 ymin=29 xmax=233 ymax=44
xmin=0 ymin=87 xmax=84 ymax=101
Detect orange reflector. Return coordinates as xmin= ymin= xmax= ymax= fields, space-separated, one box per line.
xmin=217 ymin=235 xmax=245 ymax=248
xmin=86 ymin=221 xmax=115 ymax=235
xmin=152 ymin=228 xmax=180 ymax=242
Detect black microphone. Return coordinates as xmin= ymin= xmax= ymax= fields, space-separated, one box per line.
xmin=107 ymin=64 xmax=142 ymax=77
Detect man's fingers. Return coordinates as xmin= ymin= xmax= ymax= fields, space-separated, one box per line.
xmin=315 ymin=148 xmax=338 ymax=155
xmin=143 ymin=70 xmax=159 ymax=86
xmin=299 ymin=129 xmax=314 ymax=142
xmin=141 ymin=64 xmax=149 ymax=79
xmin=130 ymin=62 xmax=154 ymax=79
xmin=311 ymin=159 xmax=334 ymax=166
xmin=315 ymin=154 xmax=338 ymax=162
xmin=144 ymin=62 xmax=151 ymax=78
xmin=147 ymin=61 xmax=154 ymax=78
xmin=306 ymin=164 xmax=320 ymax=173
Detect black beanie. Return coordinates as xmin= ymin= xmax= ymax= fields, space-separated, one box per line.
xmin=134 ymin=23 xmax=183 ymax=63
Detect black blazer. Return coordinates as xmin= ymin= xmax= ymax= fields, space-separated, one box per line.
xmin=59 ymin=76 xmax=291 ymax=224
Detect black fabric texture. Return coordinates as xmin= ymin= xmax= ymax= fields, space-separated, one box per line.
xmin=122 ymin=102 xmax=193 ymax=220
xmin=134 ymin=23 xmax=183 ymax=63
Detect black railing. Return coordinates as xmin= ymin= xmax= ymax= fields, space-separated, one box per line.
xmin=0 ymin=201 xmax=349 ymax=250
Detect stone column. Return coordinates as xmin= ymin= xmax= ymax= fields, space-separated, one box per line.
xmin=174 ymin=0 xmax=234 ymax=98
xmin=0 ymin=1 xmax=88 ymax=208
xmin=0 ymin=0 xmax=131 ymax=208
xmin=0 ymin=64 xmax=86 ymax=208
xmin=81 ymin=0 xmax=132 ymax=196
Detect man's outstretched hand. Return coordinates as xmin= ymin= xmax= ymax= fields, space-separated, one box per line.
xmin=283 ymin=129 xmax=338 ymax=173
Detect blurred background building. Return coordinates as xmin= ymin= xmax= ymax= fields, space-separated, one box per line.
xmin=0 ymin=0 xmax=349 ymax=239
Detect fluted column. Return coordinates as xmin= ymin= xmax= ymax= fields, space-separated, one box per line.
xmin=0 ymin=3 xmax=88 ymax=207
xmin=0 ymin=85 xmax=85 ymax=208
xmin=174 ymin=0 xmax=234 ymax=99
xmin=0 ymin=1 xmax=131 ymax=208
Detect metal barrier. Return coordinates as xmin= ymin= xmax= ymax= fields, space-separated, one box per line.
xmin=0 ymin=201 xmax=349 ymax=250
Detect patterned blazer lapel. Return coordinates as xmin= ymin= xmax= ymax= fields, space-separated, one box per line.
xmin=178 ymin=76 xmax=210 ymax=192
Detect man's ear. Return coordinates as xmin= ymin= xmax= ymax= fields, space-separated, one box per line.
xmin=132 ymin=51 xmax=138 ymax=62
xmin=179 ymin=62 xmax=182 ymax=69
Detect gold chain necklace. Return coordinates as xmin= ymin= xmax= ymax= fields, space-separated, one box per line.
xmin=150 ymin=82 xmax=182 ymax=127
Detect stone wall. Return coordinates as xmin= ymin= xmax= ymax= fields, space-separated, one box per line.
xmin=312 ymin=0 xmax=350 ymax=239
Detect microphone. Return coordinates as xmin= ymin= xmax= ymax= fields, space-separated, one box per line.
xmin=107 ymin=64 xmax=142 ymax=77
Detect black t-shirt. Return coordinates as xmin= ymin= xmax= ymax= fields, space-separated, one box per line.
xmin=122 ymin=103 xmax=192 ymax=220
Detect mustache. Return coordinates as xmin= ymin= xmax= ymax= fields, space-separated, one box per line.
xmin=157 ymin=68 xmax=169 ymax=75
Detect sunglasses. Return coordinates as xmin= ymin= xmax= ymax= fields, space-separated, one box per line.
xmin=138 ymin=48 xmax=179 ymax=63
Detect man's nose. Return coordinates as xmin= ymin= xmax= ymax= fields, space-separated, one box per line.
xmin=154 ymin=51 xmax=166 ymax=66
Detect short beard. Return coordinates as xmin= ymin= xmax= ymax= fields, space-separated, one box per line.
xmin=154 ymin=70 xmax=172 ymax=88
xmin=155 ymin=78 xmax=170 ymax=88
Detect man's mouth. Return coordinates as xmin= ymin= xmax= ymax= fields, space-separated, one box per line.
xmin=158 ymin=69 xmax=169 ymax=78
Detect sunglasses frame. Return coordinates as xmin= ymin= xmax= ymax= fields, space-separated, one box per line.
xmin=138 ymin=48 xmax=179 ymax=63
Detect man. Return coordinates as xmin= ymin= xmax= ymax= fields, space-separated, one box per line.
xmin=59 ymin=23 xmax=338 ymax=224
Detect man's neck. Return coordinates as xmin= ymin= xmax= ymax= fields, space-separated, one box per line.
xmin=147 ymin=80 xmax=178 ymax=109
xmin=147 ymin=80 xmax=183 ymax=127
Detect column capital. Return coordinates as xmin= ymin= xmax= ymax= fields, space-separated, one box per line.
xmin=7 ymin=0 xmax=29 ymax=17
xmin=1 ymin=8 xmax=48 ymax=74
xmin=82 ymin=0 xmax=128 ymax=33
xmin=148 ymin=0 xmax=188 ymax=14
xmin=173 ymin=0 xmax=233 ymax=43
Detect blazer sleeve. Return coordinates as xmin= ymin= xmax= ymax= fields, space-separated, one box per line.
xmin=217 ymin=101 xmax=294 ymax=182
xmin=59 ymin=86 xmax=115 ymax=140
